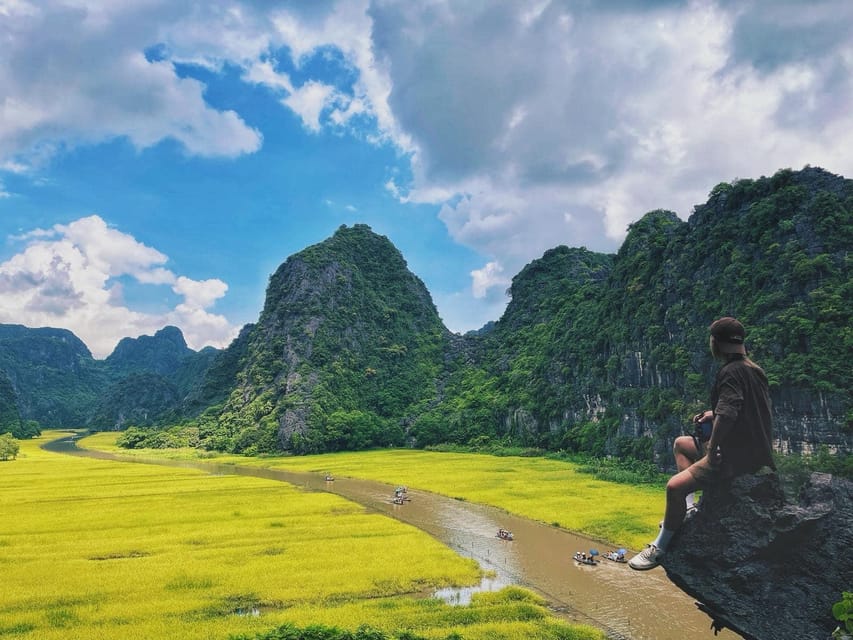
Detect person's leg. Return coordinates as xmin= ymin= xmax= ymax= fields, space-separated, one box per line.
xmin=673 ymin=436 xmax=702 ymax=508
xmin=673 ymin=435 xmax=699 ymax=471
xmin=663 ymin=468 xmax=700 ymax=531
xmin=629 ymin=468 xmax=701 ymax=570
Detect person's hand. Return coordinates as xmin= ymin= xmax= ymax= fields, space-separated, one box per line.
xmin=708 ymin=445 xmax=723 ymax=466
xmin=693 ymin=410 xmax=713 ymax=424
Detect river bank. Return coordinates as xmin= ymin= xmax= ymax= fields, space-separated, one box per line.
xmin=69 ymin=432 xmax=741 ymax=639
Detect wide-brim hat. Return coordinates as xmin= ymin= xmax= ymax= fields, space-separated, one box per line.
xmin=710 ymin=317 xmax=746 ymax=354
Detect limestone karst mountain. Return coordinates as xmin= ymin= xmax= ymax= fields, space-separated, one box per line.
xmin=1 ymin=167 xmax=850 ymax=462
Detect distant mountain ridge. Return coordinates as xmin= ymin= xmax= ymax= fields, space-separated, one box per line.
xmin=0 ymin=323 xmax=105 ymax=427
xmin=0 ymin=323 xmax=219 ymax=430
xmin=1 ymin=166 xmax=850 ymax=467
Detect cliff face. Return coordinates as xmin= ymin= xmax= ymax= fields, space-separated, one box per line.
xmin=105 ymin=326 xmax=193 ymax=377
xmin=0 ymin=324 xmax=105 ymax=427
xmin=661 ymin=472 xmax=853 ymax=640
xmin=0 ymin=371 xmax=22 ymax=434
xmin=1 ymin=168 xmax=850 ymax=459
xmin=217 ymin=224 xmax=449 ymax=453
xmin=453 ymin=167 xmax=851 ymax=462
xmin=0 ymin=324 xmax=219 ymax=429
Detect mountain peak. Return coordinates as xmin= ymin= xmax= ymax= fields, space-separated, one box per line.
xmin=223 ymin=223 xmax=447 ymax=453
xmin=105 ymin=326 xmax=192 ymax=377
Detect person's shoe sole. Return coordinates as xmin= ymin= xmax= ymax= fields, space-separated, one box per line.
xmin=628 ymin=558 xmax=661 ymax=570
xmin=628 ymin=545 xmax=664 ymax=570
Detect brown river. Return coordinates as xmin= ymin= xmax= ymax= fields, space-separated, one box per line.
xmin=45 ymin=436 xmax=740 ymax=640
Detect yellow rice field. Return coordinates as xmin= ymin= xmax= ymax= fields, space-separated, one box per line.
xmin=81 ymin=434 xmax=665 ymax=551
xmin=0 ymin=434 xmax=604 ymax=640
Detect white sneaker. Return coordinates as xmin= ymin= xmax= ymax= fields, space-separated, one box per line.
xmin=628 ymin=544 xmax=665 ymax=570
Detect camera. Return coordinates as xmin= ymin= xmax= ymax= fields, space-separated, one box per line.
xmin=695 ymin=419 xmax=713 ymax=442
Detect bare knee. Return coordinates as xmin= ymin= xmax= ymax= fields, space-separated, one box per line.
xmin=666 ymin=470 xmax=697 ymax=499
xmin=666 ymin=477 xmax=684 ymax=499
xmin=673 ymin=435 xmax=696 ymax=457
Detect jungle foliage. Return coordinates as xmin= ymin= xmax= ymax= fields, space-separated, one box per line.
xmin=2 ymin=168 xmax=851 ymax=469
xmin=119 ymin=168 xmax=851 ymax=467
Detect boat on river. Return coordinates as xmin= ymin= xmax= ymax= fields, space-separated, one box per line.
xmin=603 ymin=549 xmax=627 ymax=563
xmin=497 ymin=528 xmax=514 ymax=541
xmin=573 ymin=551 xmax=598 ymax=565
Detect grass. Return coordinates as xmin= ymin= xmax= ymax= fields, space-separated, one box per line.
xmin=0 ymin=433 xmax=605 ymax=640
xmin=81 ymin=433 xmax=666 ymax=550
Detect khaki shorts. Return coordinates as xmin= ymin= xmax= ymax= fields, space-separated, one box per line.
xmin=687 ymin=455 xmax=725 ymax=485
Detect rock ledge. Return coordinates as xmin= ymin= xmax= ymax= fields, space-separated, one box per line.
xmin=661 ymin=471 xmax=852 ymax=640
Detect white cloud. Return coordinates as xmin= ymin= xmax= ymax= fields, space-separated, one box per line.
xmin=242 ymin=59 xmax=294 ymax=93
xmin=0 ymin=215 xmax=238 ymax=358
xmin=1 ymin=0 xmax=852 ymax=333
xmin=172 ymin=276 xmax=228 ymax=310
xmin=368 ymin=0 xmax=853 ymax=260
xmin=0 ymin=0 xmax=408 ymax=171
xmin=0 ymin=0 xmax=262 ymax=169
xmin=283 ymin=80 xmax=337 ymax=132
xmin=53 ymin=216 xmax=172 ymax=282
xmin=470 ymin=261 xmax=510 ymax=300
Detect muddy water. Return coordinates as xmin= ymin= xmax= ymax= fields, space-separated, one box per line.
xmin=45 ymin=436 xmax=739 ymax=640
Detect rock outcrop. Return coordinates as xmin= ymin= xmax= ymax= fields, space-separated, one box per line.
xmin=661 ymin=471 xmax=853 ymax=639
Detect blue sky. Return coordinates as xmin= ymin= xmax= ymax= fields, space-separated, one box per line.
xmin=1 ymin=1 xmax=852 ymax=358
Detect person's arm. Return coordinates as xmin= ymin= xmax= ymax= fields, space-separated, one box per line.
xmin=707 ymin=364 xmax=744 ymax=464
xmin=706 ymin=413 xmax=735 ymax=465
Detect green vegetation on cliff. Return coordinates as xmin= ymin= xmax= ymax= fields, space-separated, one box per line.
xmin=407 ymin=168 xmax=851 ymax=462
xmin=0 ymin=324 xmax=106 ymax=428
xmin=0 ymin=323 xmax=223 ymax=431
xmin=2 ymin=168 xmax=850 ymax=466
xmin=192 ymin=224 xmax=449 ymax=454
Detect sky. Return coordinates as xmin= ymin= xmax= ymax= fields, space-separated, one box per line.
xmin=1 ymin=1 xmax=852 ymax=358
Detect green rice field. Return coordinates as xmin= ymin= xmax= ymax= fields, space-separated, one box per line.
xmin=82 ymin=433 xmax=666 ymax=550
xmin=0 ymin=433 xmax=605 ymax=640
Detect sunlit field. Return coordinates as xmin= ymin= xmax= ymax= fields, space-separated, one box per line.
xmin=0 ymin=434 xmax=604 ymax=640
xmin=81 ymin=433 xmax=665 ymax=550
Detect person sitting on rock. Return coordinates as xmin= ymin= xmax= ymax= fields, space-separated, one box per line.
xmin=668 ymin=413 xmax=712 ymax=517
xmin=629 ymin=317 xmax=775 ymax=571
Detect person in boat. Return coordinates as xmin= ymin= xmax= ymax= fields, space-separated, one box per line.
xmin=629 ymin=318 xmax=775 ymax=571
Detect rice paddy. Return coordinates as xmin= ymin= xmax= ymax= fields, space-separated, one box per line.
xmin=81 ymin=434 xmax=666 ymax=550
xmin=0 ymin=434 xmax=605 ymax=639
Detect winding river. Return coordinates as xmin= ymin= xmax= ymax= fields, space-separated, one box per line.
xmin=44 ymin=436 xmax=739 ymax=640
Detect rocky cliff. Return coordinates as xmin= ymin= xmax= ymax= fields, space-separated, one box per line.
xmin=0 ymin=324 xmax=106 ymax=427
xmin=0 ymin=323 xmax=219 ymax=429
xmin=448 ymin=167 xmax=852 ymax=463
xmin=0 ymin=371 xmax=22 ymax=434
xmin=661 ymin=471 xmax=853 ymax=639
xmin=106 ymin=326 xmax=193 ymax=377
xmin=2 ymin=168 xmax=850 ymax=461
xmin=215 ymin=223 xmax=450 ymax=453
